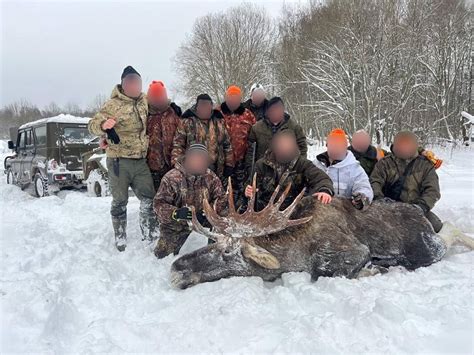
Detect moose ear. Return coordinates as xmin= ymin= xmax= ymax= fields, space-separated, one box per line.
xmin=241 ymin=243 xmax=280 ymax=270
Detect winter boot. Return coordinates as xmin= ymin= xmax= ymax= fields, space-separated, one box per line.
xmin=112 ymin=214 xmax=127 ymax=252
xmin=139 ymin=198 xmax=160 ymax=242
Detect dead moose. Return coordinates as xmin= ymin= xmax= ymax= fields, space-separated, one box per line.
xmin=170 ymin=176 xmax=473 ymax=289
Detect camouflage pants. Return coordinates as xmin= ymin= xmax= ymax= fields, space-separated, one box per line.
xmin=150 ymin=168 xmax=170 ymax=192
xmin=154 ymin=223 xmax=191 ymax=258
xmin=107 ymin=157 xmax=159 ymax=241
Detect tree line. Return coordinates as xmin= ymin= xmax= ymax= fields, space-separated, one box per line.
xmin=175 ymin=0 xmax=473 ymax=145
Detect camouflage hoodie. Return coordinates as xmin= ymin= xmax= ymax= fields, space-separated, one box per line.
xmin=171 ymin=107 xmax=234 ymax=175
xmin=219 ymin=102 xmax=256 ymax=163
xmin=146 ymin=102 xmax=182 ymax=172
xmin=154 ymin=160 xmax=227 ymax=225
xmin=88 ymin=85 xmax=148 ymax=159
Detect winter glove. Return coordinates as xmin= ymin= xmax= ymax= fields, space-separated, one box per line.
xmin=106 ymin=128 xmax=120 ymax=144
xmin=352 ymin=193 xmax=370 ymax=210
xmin=172 ymin=207 xmax=192 ymax=221
xmin=413 ymin=203 xmax=429 ymax=214
xmin=223 ymin=165 xmax=234 ymax=178
xmin=196 ymin=210 xmax=207 ymax=225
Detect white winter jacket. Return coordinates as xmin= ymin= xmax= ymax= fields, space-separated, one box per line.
xmin=313 ymin=150 xmax=374 ymax=201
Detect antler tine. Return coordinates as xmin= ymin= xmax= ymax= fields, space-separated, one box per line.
xmin=202 ymin=197 xmax=230 ymax=235
xmin=267 ymin=184 xmax=281 ymax=206
xmin=245 ymin=173 xmax=258 ymax=213
xmin=281 ymin=187 xmax=307 ymax=218
xmin=286 ymin=216 xmax=313 ymax=228
xmin=274 ymin=182 xmax=292 ymax=209
xmin=226 ymin=176 xmax=237 ymax=216
xmin=189 ymin=206 xmax=222 ymax=241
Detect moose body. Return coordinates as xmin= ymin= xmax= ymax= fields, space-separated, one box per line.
xmin=171 ymin=178 xmax=453 ymax=289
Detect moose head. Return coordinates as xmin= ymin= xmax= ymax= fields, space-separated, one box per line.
xmin=170 ymin=175 xmax=312 ymax=289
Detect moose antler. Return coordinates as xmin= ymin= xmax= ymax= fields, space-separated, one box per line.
xmin=190 ymin=174 xmax=312 ymax=240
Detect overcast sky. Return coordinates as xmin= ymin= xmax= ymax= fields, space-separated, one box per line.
xmin=0 ymin=0 xmax=306 ymax=109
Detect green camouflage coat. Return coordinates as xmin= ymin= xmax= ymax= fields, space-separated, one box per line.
xmin=370 ymin=154 xmax=441 ymax=211
xmin=88 ymin=85 xmax=148 ymax=159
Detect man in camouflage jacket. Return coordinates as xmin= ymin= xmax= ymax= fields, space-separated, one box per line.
xmin=370 ymin=131 xmax=442 ymax=232
xmin=171 ymin=94 xmax=234 ymax=181
xmin=145 ymin=80 xmax=182 ymax=191
xmin=88 ymin=66 xmax=158 ymax=251
xmin=154 ymin=144 xmax=227 ymax=258
xmin=219 ymin=85 xmax=256 ymax=201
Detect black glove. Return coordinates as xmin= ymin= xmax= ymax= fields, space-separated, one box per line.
xmin=413 ymin=203 xmax=429 ymax=214
xmin=196 ymin=210 xmax=208 ymax=225
xmin=106 ymin=128 xmax=120 ymax=144
xmin=352 ymin=193 xmax=369 ymax=210
xmin=172 ymin=207 xmax=192 ymax=221
xmin=223 ymin=165 xmax=234 ymax=178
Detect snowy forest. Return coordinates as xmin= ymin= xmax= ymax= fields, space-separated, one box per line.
xmin=1 ymin=0 xmax=472 ymax=145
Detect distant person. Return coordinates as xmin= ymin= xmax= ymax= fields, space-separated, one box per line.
xmin=348 ymin=129 xmax=384 ymax=176
xmin=245 ymin=97 xmax=307 ymax=174
xmin=146 ymin=80 xmax=182 ymax=191
xmin=154 ymin=144 xmax=226 ymax=258
xmin=314 ymin=129 xmax=373 ymax=210
xmin=171 ymin=94 xmax=234 ymax=183
xmin=88 ymin=66 xmax=158 ymax=251
xmin=370 ymin=131 xmax=442 ymax=232
xmin=243 ymin=83 xmax=268 ymax=121
xmin=218 ymin=85 xmax=256 ymax=199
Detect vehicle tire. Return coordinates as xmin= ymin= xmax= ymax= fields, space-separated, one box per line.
xmin=6 ymin=168 xmax=15 ymax=185
xmin=87 ymin=168 xmax=109 ymax=197
xmin=34 ymin=173 xmax=49 ymax=198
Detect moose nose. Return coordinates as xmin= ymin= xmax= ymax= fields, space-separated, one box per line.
xmin=170 ymin=263 xmax=202 ymax=289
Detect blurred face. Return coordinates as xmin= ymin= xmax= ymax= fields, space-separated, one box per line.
xmin=148 ymin=94 xmax=169 ymax=111
xmin=272 ymin=134 xmax=299 ymax=164
xmin=251 ymin=90 xmax=265 ymax=106
xmin=184 ymin=151 xmax=210 ymax=175
xmin=393 ymin=137 xmax=418 ymax=160
xmin=225 ymin=94 xmax=242 ymax=112
xmin=196 ymin=100 xmax=213 ymax=120
xmin=266 ymin=103 xmax=285 ymax=124
xmin=351 ymin=131 xmax=371 ymax=153
xmin=327 ymin=139 xmax=348 ymax=161
xmin=121 ymin=74 xmax=142 ymax=98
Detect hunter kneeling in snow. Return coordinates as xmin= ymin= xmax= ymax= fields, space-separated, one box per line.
xmin=370 ymin=131 xmax=443 ymax=232
xmin=244 ymin=130 xmax=334 ymax=211
xmin=153 ymin=144 xmax=226 ymax=258
xmin=313 ymin=128 xmax=374 ymax=210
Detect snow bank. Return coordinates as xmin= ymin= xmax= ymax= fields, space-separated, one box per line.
xmin=19 ymin=114 xmax=91 ymax=129
xmin=0 ymin=148 xmax=473 ymax=353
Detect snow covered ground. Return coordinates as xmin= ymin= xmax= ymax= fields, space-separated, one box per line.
xmin=1 ymin=145 xmax=473 ymax=353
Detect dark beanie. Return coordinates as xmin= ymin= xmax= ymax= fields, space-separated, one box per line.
xmin=196 ymin=93 xmax=213 ymax=106
xmin=121 ymin=66 xmax=141 ymax=80
xmin=186 ymin=143 xmax=209 ymax=155
xmin=267 ymin=96 xmax=284 ymax=109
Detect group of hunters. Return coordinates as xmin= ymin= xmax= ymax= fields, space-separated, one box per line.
xmin=88 ymin=66 xmax=444 ymax=255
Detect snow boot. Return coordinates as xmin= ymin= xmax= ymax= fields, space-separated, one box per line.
xmin=112 ymin=214 xmax=127 ymax=252
xmin=139 ymin=198 xmax=160 ymax=242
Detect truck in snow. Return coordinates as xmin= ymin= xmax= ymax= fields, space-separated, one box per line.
xmin=4 ymin=114 xmax=99 ymax=197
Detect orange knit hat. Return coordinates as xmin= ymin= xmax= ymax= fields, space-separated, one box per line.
xmin=327 ymin=128 xmax=348 ymax=144
xmin=148 ymin=80 xmax=167 ymax=100
xmin=226 ymin=85 xmax=242 ymax=96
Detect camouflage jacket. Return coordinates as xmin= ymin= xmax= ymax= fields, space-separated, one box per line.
xmin=153 ymin=160 xmax=227 ymax=225
xmin=171 ymin=108 xmax=234 ymax=175
xmin=88 ymin=85 xmax=148 ymax=159
xmin=219 ymin=102 xmax=256 ymax=163
xmin=348 ymin=145 xmax=379 ymax=176
xmin=252 ymin=151 xmax=334 ymax=211
xmin=146 ymin=102 xmax=182 ymax=172
xmin=370 ymin=153 xmax=441 ymax=211
xmin=245 ymin=113 xmax=307 ymax=172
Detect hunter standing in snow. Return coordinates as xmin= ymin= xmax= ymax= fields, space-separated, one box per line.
xmin=243 ymin=83 xmax=268 ymax=121
xmin=245 ymin=96 xmax=307 ymax=174
xmin=88 ymin=66 xmax=158 ymax=251
xmin=314 ymin=128 xmax=374 ymax=210
xmin=171 ymin=94 xmax=234 ymax=183
xmin=146 ymin=80 xmax=182 ymax=191
xmin=245 ymin=130 xmax=334 ymax=211
xmin=154 ymin=144 xmax=226 ymax=258
xmin=219 ymin=85 xmax=256 ymax=201
xmin=370 ymin=131 xmax=443 ymax=232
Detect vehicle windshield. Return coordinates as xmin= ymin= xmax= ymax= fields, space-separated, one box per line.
xmin=61 ymin=126 xmax=96 ymax=145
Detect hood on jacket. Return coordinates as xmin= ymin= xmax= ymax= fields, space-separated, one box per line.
xmin=220 ymin=102 xmax=246 ymax=115
xmin=316 ymin=150 xmax=359 ymax=169
xmin=182 ymin=106 xmax=224 ymax=120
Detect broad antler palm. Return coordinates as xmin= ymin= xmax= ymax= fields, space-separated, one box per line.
xmin=191 ymin=174 xmax=313 ymax=241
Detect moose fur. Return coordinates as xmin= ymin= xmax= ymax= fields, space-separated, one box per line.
xmin=170 ymin=196 xmax=460 ymax=289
